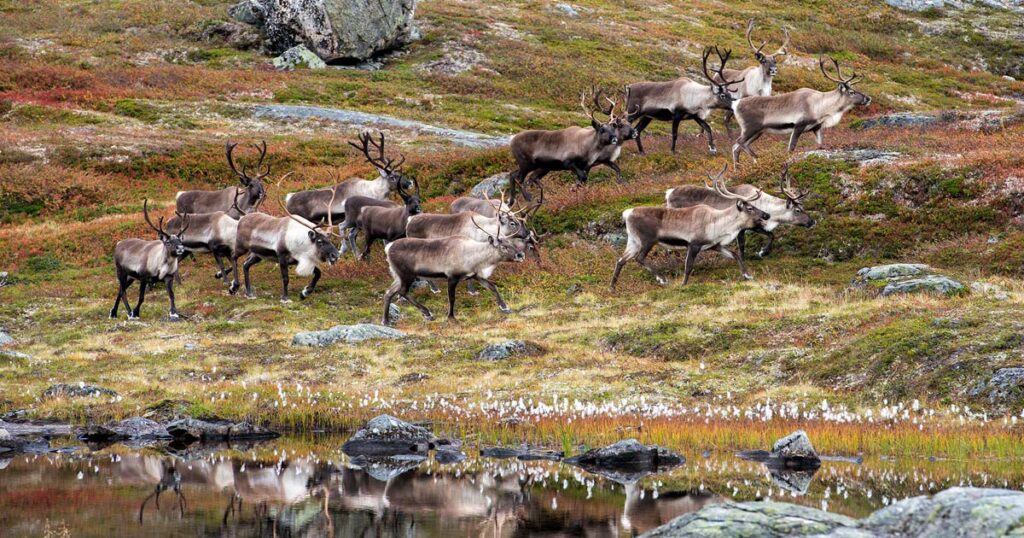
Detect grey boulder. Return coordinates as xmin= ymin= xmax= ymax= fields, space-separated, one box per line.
xmin=272 ymin=44 xmax=327 ymax=70
xmin=565 ymin=439 xmax=684 ymax=483
xmin=772 ymin=430 xmax=818 ymax=460
xmin=969 ymin=367 xmax=1024 ymax=404
xmin=292 ymin=323 xmax=405 ymax=346
xmin=342 ymin=415 xmax=438 ymax=456
xmin=470 ymin=172 xmax=512 ymax=199
xmin=165 ymin=418 xmax=279 ymax=441
xmin=42 ymin=383 xmax=119 ymax=399
xmin=230 ymin=0 xmax=417 ymax=62
xmin=78 ymin=417 xmax=172 ymax=442
xmin=857 ymin=263 xmax=929 ymax=281
xmin=0 ymin=330 xmax=14 ymax=346
xmin=477 ymin=340 xmax=539 ymax=361
xmin=881 ymin=275 xmax=965 ymax=297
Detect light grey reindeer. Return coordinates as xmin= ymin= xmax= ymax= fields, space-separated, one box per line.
xmin=715 ymin=19 xmax=790 ymax=138
xmin=110 ymin=201 xmax=190 ymax=320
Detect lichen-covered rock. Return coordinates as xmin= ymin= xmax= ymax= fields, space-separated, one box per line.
xmin=230 ymin=0 xmax=417 ymax=62
xmin=434 ymin=448 xmax=466 ymax=464
xmin=78 ymin=417 xmax=172 ymax=442
xmin=859 ymin=111 xmax=940 ymax=128
xmin=477 ymin=340 xmax=540 ymax=361
xmin=470 ymin=172 xmax=511 ymax=199
xmin=971 ymin=281 xmax=1009 ymax=300
xmin=0 ymin=330 xmax=14 ymax=346
xmin=857 ymin=263 xmax=929 ymax=281
xmin=881 ymin=275 xmax=966 ymax=296
xmin=272 ymin=44 xmax=327 ymax=70
xmin=804 ymin=149 xmax=902 ymax=166
xmin=165 ymin=418 xmax=279 ymax=441
xmin=480 ymin=446 xmax=563 ymax=461
xmin=861 ymin=487 xmax=1024 ymax=537
xmin=772 ymin=430 xmax=818 ymax=460
xmin=292 ymin=323 xmax=405 ymax=346
xmin=969 ymin=367 xmax=1024 ymax=404
xmin=42 ymin=383 xmax=119 ymax=400
xmin=639 ymin=500 xmax=857 ymax=537
xmin=342 ymin=415 xmax=437 ymax=456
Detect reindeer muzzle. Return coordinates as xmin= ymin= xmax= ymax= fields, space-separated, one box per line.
xmin=514 ymin=252 xmax=526 ymax=262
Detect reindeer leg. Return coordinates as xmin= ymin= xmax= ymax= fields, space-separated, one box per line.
xmin=301 ymin=267 xmax=322 ymax=299
xmin=569 ymin=163 xmax=588 ymax=186
xmin=165 ymin=276 xmax=181 ymax=320
xmin=604 ymin=161 xmax=625 ymax=183
xmin=633 ymin=116 xmax=652 ymax=154
xmin=382 ymin=282 xmax=401 ymax=325
xmin=111 ymin=269 xmax=129 ymax=319
xmin=787 ymin=125 xmax=806 ymax=152
xmin=716 ymin=244 xmax=752 ymax=280
xmin=278 ymin=257 xmax=291 ymax=303
xmin=724 ymin=109 xmax=736 ymax=140
xmin=242 ymin=254 xmax=261 ymax=299
xmin=635 ymin=243 xmax=667 ymax=285
xmin=398 ymin=280 xmax=433 ymax=321
xmin=670 ymin=115 xmax=682 ymax=153
xmin=812 ymin=126 xmax=823 ymax=146
xmin=694 ymin=117 xmax=716 ymax=155
xmin=465 ymin=279 xmax=479 ymax=295
xmin=446 ymin=277 xmax=460 ymax=321
xmin=611 ymin=241 xmax=640 ymax=290
xmin=476 ymin=278 xmax=510 ymax=313
xmin=360 ymin=237 xmax=374 ymax=261
xmin=753 ymin=228 xmax=775 ymax=258
xmin=681 ymin=243 xmax=702 ymax=285
xmin=737 ymin=229 xmax=748 ymax=260
xmin=131 ymin=279 xmax=148 ymax=319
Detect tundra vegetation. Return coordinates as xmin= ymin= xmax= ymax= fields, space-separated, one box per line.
xmin=1 ymin=0 xmax=1024 ymax=462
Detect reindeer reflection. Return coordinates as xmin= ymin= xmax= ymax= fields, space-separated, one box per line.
xmin=137 ymin=461 xmax=186 ymax=523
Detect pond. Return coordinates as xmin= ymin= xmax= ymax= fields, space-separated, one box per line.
xmin=2 ymin=435 xmax=1022 ymax=537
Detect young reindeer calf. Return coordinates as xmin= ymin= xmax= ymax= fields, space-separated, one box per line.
xmin=610 ymin=167 xmax=770 ymax=289
xmin=382 ymin=218 xmax=528 ymax=325
xmin=354 ymin=177 xmax=422 ymax=260
xmin=110 ymin=201 xmax=190 ymax=320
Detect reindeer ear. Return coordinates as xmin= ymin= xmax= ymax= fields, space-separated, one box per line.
xmin=736 ymin=200 xmax=744 ymax=211
xmin=489 ymin=235 xmax=498 ymax=246
xmin=591 ymin=118 xmax=601 ymax=130
xmin=308 ymin=230 xmax=316 ymax=241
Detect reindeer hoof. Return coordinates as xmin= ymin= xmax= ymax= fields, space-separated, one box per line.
xmin=424 ymin=313 xmax=435 ymax=321
xmin=215 ymin=271 xmax=223 ymax=279
xmin=499 ymin=305 xmax=511 ymax=314
xmin=300 ymin=288 xmax=312 ymax=299
xmin=167 ymin=313 xmax=182 ymax=322
xmin=656 ymin=277 xmax=668 ymax=285
xmin=743 ymin=274 xmax=754 ymax=281
xmin=109 ymin=312 xmax=117 ymax=319
xmin=708 ymin=147 xmax=718 ymax=155
xmin=467 ymin=290 xmax=480 ymax=296
xmin=245 ymin=293 xmax=256 ymax=300
xmin=280 ymin=298 xmax=292 ymax=304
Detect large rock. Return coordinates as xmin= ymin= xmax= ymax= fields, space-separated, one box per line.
xmin=470 ymin=172 xmax=512 ymax=199
xmin=641 ymin=487 xmax=1024 ymax=537
xmin=0 ymin=419 xmax=71 ymax=437
xmin=42 ymin=383 xmax=118 ymax=400
xmin=804 ymin=149 xmax=902 ymax=166
xmin=342 ymin=415 xmax=438 ymax=456
xmin=772 ymin=430 xmax=818 ymax=460
xmin=78 ymin=417 xmax=172 ymax=442
xmin=857 ymin=263 xmax=929 ymax=281
xmin=969 ymin=367 xmax=1024 ymax=404
xmin=292 ymin=323 xmax=405 ymax=346
xmin=881 ymin=275 xmax=966 ymax=297
xmin=565 ymin=439 xmax=684 ymax=483
xmin=230 ymin=0 xmax=417 ymax=62
xmin=165 ymin=418 xmax=279 ymax=441
xmin=477 ymin=340 xmax=540 ymax=361
xmin=640 ymin=500 xmax=857 ymax=537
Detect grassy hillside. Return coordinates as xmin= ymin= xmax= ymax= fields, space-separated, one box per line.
xmin=2 ymin=0 xmax=1024 ymax=448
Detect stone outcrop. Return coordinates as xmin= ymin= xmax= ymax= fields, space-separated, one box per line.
xmin=230 ymin=0 xmax=417 ymax=62
xmin=292 ymin=323 xmax=405 ymax=346
xmin=42 ymin=383 xmax=119 ymax=399
xmin=78 ymin=417 xmax=171 ymax=442
xmin=165 ymin=418 xmax=279 ymax=441
xmin=341 ymin=415 xmax=438 ymax=457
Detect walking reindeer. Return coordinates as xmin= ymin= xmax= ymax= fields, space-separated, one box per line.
xmin=716 ymin=19 xmax=790 ymax=138
xmin=110 ymin=201 xmax=190 ymax=320
xmin=176 ymin=141 xmax=268 ymax=218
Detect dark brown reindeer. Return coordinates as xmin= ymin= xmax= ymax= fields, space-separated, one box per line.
xmin=337 ymin=196 xmax=398 ymax=256
xmin=353 ymin=177 xmax=423 ymax=260
xmin=626 ymin=46 xmax=743 ymax=155
xmin=382 ymin=218 xmax=528 ymax=325
xmin=284 ymin=131 xmax=411 ymax=227
xmin=508 ymin=88 xmax=634 ymax=201
xmin=716 ymin=19 xmax=790 ymax=138
xmin=610 ymin=167 xmax=770 ymax=289
xmin=165 ymin=190 xmax=251 ymax=284
xmin=229 ymin=189 xmax=340 ymax=302
xmin=176 ymin=141 xmax=268 ymax=218
xmin=731 ymin=57 xmax=871 ymax=166
xmin=665 ymin=163 xmax=814 ymax=258
xmin=110 ymin=201 xmax=189 ymax=320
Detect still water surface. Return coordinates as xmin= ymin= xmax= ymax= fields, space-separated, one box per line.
xmin=1 ymin=435 xmax=1021 ymax=537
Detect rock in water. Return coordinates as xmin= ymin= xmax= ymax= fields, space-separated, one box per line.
xmin=78 ymin=417 xmax=172 ymax=442
xmin=292 ymin=324 xmax=405 ymax=346
xmin=165 ymin=418 xmax=279 ymax=441
xmin=342 ymin=415 xmax=437 ymax=456
xmin=230 ymin=0 xmax=417 ymax=62
xmin=772 ymin=430 xmax=818 ymax=460
xmin=565 ymin=439 xmax=684 ymax=483
xmin=860 ymin=487 xmax=1024 ymax=537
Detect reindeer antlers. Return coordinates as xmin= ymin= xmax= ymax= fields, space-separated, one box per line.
xmin=348 ymin=131 xmax=405 ymax=174
xmin=226 ymin=140 xmax=270 ymax=187
xmin=702 ymin=46 xmax=744 ymax=89
xmin=746 ymin=19 xmax=790 ymax=57
xmin=709 ymin=165 xmax=762 ymax=202
xmin=819 ymin=57 xmax=861 ymax=85
xmin=779 ymin=163 xmax=810 ymax=201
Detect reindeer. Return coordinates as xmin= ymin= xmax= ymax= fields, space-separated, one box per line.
xmin=449 ymin=194 xmax=511 ymax=218
xmin=138 ymin=462 xmax=186 ymax=523
xmin=665 ymin=163 xmax=814 ymax=258
xmin=626 ymin=46 xmax=743 ymax=155
xmin=284 ymin=131 xmax=411 ymax=227
xmin=731 ymin=57 xmax=871 ymax=166
xmin=382 ymin=218 xmax=528 ymax=325
xmin=410 ymin=191 xmax=542 ymax=259
xmin=337 ymin=196 xmax=398 ymax=256
xmin=229 ymin=190 xmax=340 ymax=302
xmin=110 ymin=201 xmax=189 ymax=320
xmin=353 ymin=177 xmax=422 ymax=260
xmin=716 ymin=19 xmax=790 ymax=138
xmin=176 ymin=141 xmax=268 ymax=218
xmin=610 ymin=167 xmax=770 ymax=289
xmin=165 ymin=190 xmax=250 ymax=283
xmin=508 ymin=88 xmax=634 ymax=201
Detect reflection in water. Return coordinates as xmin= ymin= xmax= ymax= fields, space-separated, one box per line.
xmin=1 ymin=439 xmax=1023 ymax=537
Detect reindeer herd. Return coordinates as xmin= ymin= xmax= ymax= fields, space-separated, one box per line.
xmin=109 ymin=21 xmax=871 ymax=325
